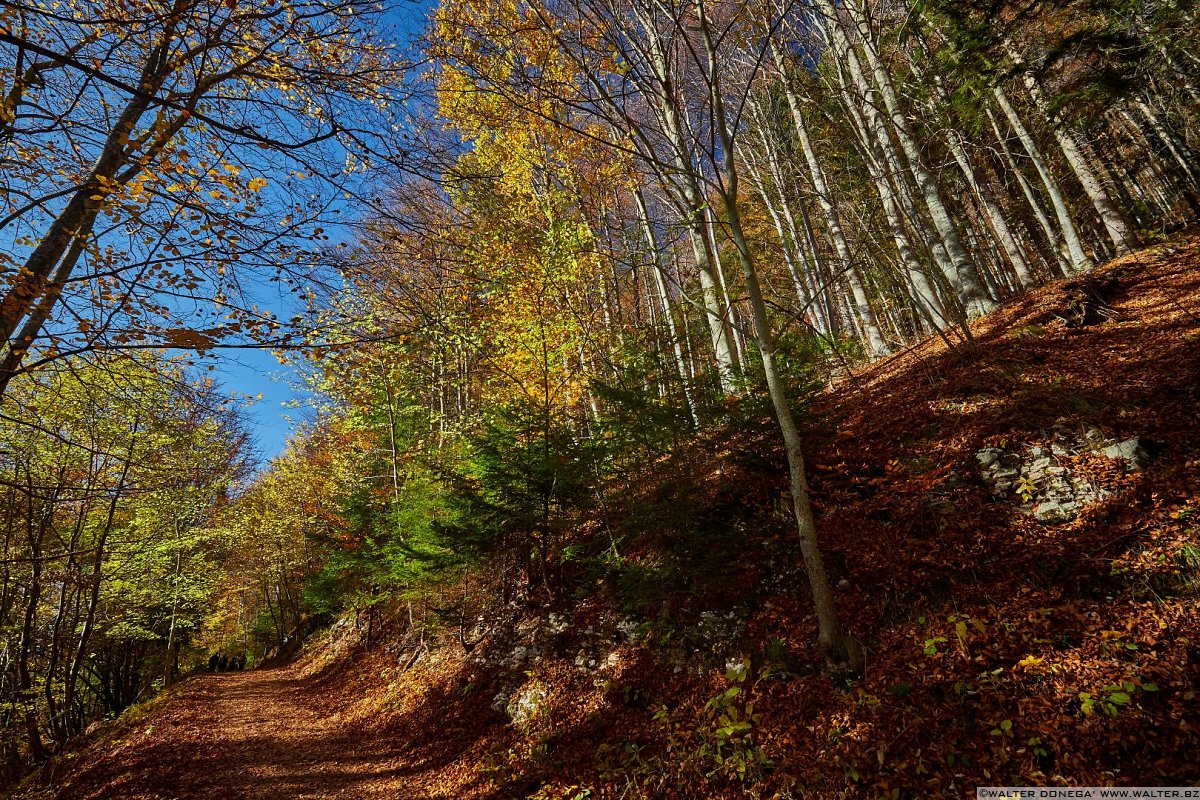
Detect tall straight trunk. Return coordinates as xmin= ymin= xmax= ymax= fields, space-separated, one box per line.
xmin=833 ymin=0 xmax=995 ymax=315
xmin=17 ymin=486 xmax=56 ymax=761
xmin=794 ymin=192 xmax=841 ymax=337
xmin=742 ymin=121 xmax=833 ymax=335
xmin=992 ymin=87 xmax=1092 ymax=273
xmin=729 ymin=201 xmax=851 ymax=665
xmin=635 ymin=189 xmax=698 ymax=425
xmin=701 ymin=205 xmax=747 ymax=365
xmin=694 ymin=0 xmax=854 ymax=669
xmin=760 ymin=135 xmax=837 ymax=335
xmin=677 ymin=284 xmax=701 ymax=384
xmin=984 ymin=107 xmax=1070 ymax=276
xmin=1119 ymin=107 xmax=1196 ymax=217
xmin=639 ymin=259 xmax=672 ymax=401
xmin=630 ymin=17 xmax=740 ymax=391
xmin=684 ymin=200 xmax=740 ymax=391
xmin=772 ymin=44 xmax=889 ymax=355
xmin=833 ymin=60 xmax=947 ymax=330
xmin=1005 ymin=43 xmax=1138 ymax=255
xmin=1134 ymin=98 xmax=1200 ymax=191
xmin=741 ymin=143 xmax=818 ymax=322
xmin=922 ymin=79 xmax=1034 ymax=286
xmin=826 ymin=18 xmax=972 ymax=333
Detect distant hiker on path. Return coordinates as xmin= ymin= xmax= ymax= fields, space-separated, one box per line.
xmin=208 ymin=653 xmax=220 ymax=672
xmin=218 ymin=654 xmax=228 ymax=672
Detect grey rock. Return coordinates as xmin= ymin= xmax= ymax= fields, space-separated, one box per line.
xmin=980 ymin=433 xmax=1121 ymax=524
xmin=1028 ymin=457 xmax=1053 ymax=473
xmin=1101 ymin=438 xmax=1151 ymax=472
xmin=506 ymin=685 xmax=548 ymax=728
xmin=500 ymin=645 xmax=538 ymax=670
xmin=1034 ymin=499 xmax=1074 ymax=523
xmin=976 ymin=448 xmax=1003 ymax=468
xmin=491 ymin=688 xmax=512 ymax=714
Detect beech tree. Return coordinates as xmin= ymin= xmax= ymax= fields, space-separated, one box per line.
xmin=0 ymin=0 xmax=407 ymax=399
xmin=0 ymin=355 xmax=246 ymax=771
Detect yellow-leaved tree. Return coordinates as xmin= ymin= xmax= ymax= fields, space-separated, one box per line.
xmin=0 ymin=0 xmax=408 ymax=399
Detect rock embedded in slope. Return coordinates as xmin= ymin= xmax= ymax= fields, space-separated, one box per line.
xmin=1101 ymin=438 xmax=1151 ymax=472
xmin=505 ymin=684 xmax=549 ymax=729
xmin=976 ymin=432 xmax=1113 ymax=524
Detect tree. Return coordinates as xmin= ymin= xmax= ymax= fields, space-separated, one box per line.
xmin=0 ymin=353 xmax=246 ymax=766
xmin=0 ymin=0 xmax=407 ymax=399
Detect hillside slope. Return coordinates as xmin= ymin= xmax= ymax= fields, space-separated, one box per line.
xmin=26 ymin=235 xmax=1200 ymax=799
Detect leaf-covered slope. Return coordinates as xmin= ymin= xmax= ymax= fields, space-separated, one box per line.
xmin=38 ymin=234 xmax=1200 ymax=799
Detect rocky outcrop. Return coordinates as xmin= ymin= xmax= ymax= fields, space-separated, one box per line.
xmin=977 ymin=426 xmax=1153 ymax=523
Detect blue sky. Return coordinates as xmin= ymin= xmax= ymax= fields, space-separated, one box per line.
xmin=214 ymin=347 xmax=309 ymax=462
xmin=211 ymin=0 xmax=438 ymax=462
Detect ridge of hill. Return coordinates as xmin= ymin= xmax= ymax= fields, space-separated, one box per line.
xmin=27 ymin=234 xmax=1200 ymax=799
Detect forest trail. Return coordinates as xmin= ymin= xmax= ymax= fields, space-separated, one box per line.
xmin=17 ymin=235 xmax=1200 ymax=798
xmin=38 ymin=664 xmax=439 ymax=800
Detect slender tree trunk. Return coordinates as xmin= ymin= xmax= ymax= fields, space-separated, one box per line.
xmin=635 ymin=190 xmax=700 ymax=425
xmin=834 ymin=59 xmax=948 ymax=330
xmin=772 ymin=45 xmax=890 ymax=355
xmin=632 ymin=20 xmax=740 ymax=391
xmin=1005 ymin=42 xmax=1138 ymax=255
xmin=992 ymin=86 xmax=1092 ymax=273
xmin=832 ymin=0 xmax=996 ymax=315
xmin=1134 ymin=98 xmax=1200 ymax=192
xmin=695 ymin=0 xmax=855 ymax=668
xmin=741 ymin=138 xmax=826 ymax=333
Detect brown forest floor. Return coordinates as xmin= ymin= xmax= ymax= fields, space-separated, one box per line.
xmin=27 ymin=658 xmax=486 ymax=800
xmin=19 ymin=233 xmax=1200 ymax=799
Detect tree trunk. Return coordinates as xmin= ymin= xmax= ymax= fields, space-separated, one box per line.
xmin=1004 ymin=42 xmax=1138 ymax=255
xmin=772 ymin=47 xmax=890 ymax=355
xmin=992 ymin=86 xmax=1092 ymax=273
xmin=832 ymin=0 xmax=996 ymax=315
xmin=696 ymin=0 xmax=856 ymax=669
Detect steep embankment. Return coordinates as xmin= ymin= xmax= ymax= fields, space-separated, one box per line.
xmin=25 ymin=235 xmax=1200 ymax=799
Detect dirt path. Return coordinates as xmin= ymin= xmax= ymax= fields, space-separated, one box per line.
xmin=46 ymin=666 xmax=431 ymax=800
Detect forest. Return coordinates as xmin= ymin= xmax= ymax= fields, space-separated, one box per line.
xmin=0 ymin=0 xmax=1198 ymax=795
